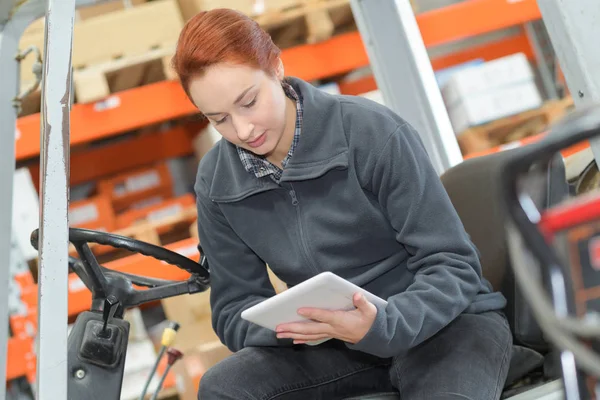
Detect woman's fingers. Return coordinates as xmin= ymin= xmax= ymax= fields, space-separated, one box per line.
xmin=276 ymin=321 xmax=332 ymax=335
xmin=276 ymin=332 xmax=331 ymax=341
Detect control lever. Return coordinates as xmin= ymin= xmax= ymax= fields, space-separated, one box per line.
xmin=99 ymin=295 xmax=119 ymax=338
xmin=150 ymin=348 xmax=184 ymax=400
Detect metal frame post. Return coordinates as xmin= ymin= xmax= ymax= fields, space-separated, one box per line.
xmin=349 ymin=0 xmax=463 ymax=175
xmin=0 ymin=2 xmax=47 ymax=397
xmin=1 ymin=0 xmax=107 ymax=392
xmin=36 ymin=0 xmax=77 ymax=397
xmin=537 ymin=0 xmax=600 ymax=166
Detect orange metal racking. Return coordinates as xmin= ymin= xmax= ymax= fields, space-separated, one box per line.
xmin=6 ymin=337 xmax=35 ymax=382
xmin=14 ymin=0 xmax=543 ymax=163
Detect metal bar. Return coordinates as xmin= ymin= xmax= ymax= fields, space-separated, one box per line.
xmin=0 ymin=0 xmax=46 ymax=393
xmin=0 ymin=21 xmax=20 ymax=400
xmin=1 ymin=0 xmax=116 ymax=389
xmin=524 ymin=22 xmax=559 ymax=100
xmin=537 ymin=0 xmax=600 ymax=166
xmin=349 ymin=0 xmax=462 ymax=175
xmin=36 ymin=0 xmax=76 ymax=397
xmin=416 ymin=0 xmax=542 ymax=48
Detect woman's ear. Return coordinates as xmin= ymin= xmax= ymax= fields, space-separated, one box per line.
xmin=275 ymin=58 xmax=285 ymax=80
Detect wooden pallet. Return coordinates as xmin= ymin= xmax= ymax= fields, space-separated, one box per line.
xmin=73 ymin=45 xmax=177 ymax=103
xmin=16 ymin=0 xmax=183 ymax=112
xmin=457 ymin=96 xmax=575 ymax=156
xmin=257 ymin=0 xmax=355 ymax=48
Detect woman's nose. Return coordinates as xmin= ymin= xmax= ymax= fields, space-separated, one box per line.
xmin=234 ymin=117 xmax=254 ymax=142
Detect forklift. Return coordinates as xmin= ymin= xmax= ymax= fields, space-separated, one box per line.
xmin=1 ymin=0 xmax=600 ymax=399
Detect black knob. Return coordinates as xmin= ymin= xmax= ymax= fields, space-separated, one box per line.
xmin=100 ymin=295 xmax=119 ymax=338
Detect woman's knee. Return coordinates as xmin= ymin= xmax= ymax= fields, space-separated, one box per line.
xmin=197 ymin=347 xmax=265 ymax=399
xmin=197 ymin=355 xmax=243 ymax=399
xmin=198 ymin=365 xmax=224 ymax=399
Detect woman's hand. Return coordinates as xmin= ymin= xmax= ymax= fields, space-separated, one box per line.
xmin=275 ymin=293 xmax=378 ymax=345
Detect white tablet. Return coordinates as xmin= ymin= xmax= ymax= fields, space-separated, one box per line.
xmin=241 ymin=271 xmax=388 ymax=345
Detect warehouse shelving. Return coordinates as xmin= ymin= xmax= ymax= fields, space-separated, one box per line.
xmin=15 ymin=0 xmax=543 ymax=162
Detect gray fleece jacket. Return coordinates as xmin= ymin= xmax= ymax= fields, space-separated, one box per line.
xmin=194 ymin=77 xmax=507 ymax=358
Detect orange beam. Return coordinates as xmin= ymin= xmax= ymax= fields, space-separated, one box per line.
xmin=6 ymin=337 xmax=34 ymax=381
xmin=463 ymin=133 xmax=591 ymax=160
xmin=28 ymin=122 xmax=202 ymax=189
xmin=282 ymin=32 xmax=370 ymax=82
xmin=15 ymin=0 xmax=542 ymax=161
xmin=339 ymin=31 xmax=534 ymax=96
xmin=418 ymin=0 xmax=541 ymax=48
xmin=16 ymin=80 xmax=198 ymax=161
xmin=430 ymin=29 xmax=534 ymax=71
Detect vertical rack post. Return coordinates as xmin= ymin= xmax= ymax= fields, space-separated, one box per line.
xmin=0 ymin=19 xmax=20 ymax=400
xmin=36 ymin=0 xmax=76 ymax=398
xmin=0 ymin=0 xmax=45 ymax=394
xmin=349 ymin=0 xmax=463 ymax=175
xmin=537 ymin=0 xmax=600 ymax=166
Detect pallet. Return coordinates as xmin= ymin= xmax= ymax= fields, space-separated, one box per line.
xmin=16 ymin=0 xmax=183 ymax=112
xmin=257 ymin=0 xmax=356 ymax=48
xmin=457 ymin=96 xmax=575 ymax=156
xmin=73 ymin=45 xmax=177 ymax=104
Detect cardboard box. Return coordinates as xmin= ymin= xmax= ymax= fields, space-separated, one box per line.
xmin=442 ymin=53 xmax=535 ymax=108
xmin=11 ymin=168 xmax=40 ymax=261
xmin=77 ymin=0 xmax=148 ymax=20
xmin=19 ymin=0 xmax=184 ymax=88
xmin=176 ymin=0 xmax=301 ymax=21
xmin=448 ymin=80 xmax=543 ymax=135
xmin=173 ymin=340 xmax=233 ymax=400
xmin=116 ymin=193 xmax=196 ymax=230
xmin=69 ymin=195 xmax=116 ymax=231
xmin=162 ymin=291 xmax=212 ymax=329
xmin=98 ymin=163 xmax=174 ymax=213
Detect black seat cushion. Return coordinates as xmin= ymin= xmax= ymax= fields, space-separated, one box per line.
xmin=440 ymin=148 xmax=551 ymax=351
xmin=505 ymin=345 xmax=545 ymax=386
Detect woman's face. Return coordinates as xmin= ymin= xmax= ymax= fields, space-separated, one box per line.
xmin=188 ymin=62 xmax=289 ymax=157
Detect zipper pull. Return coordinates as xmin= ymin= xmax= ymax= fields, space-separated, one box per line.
xmin=289 ymin=190 xmax=299 ymax=206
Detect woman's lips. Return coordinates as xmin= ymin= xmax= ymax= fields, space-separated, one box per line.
xmin=247 ymin=132 xmax=267 ymax=148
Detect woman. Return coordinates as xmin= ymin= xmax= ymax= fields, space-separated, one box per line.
xmin=172 ymin=8 xmax=512 ymax=400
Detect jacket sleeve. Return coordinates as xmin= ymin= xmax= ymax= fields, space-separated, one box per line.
xmin=347 ymin=122 xmax=485 ymax=358
xmin=195 ymin=179 xmax=293 ymax=352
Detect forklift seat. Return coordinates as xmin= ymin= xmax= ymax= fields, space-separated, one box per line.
xmin=345 ymin=147 xmax=568 ymax=400
xmin=440 ymin=147 xmax=569 ymax=382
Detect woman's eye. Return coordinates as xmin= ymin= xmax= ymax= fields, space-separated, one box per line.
xmin=243 ymin=98 xmax=257 ymax=108
xmin=214 ymin=116 xmax=228 ymax=125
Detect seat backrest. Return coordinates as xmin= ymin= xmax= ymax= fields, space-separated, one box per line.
xmin=440 ymin=148 xmax=569 ymax=352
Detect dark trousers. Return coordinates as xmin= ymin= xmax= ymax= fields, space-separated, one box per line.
xmin=198 ymin=311 xmax=513 ymax=400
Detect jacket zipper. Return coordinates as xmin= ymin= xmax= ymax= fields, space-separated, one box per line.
xmin=288 ymin=184 xmax=319 ymax=274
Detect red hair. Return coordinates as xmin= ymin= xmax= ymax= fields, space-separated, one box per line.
xmin=172 ymin=8 xmax=281 ymax=98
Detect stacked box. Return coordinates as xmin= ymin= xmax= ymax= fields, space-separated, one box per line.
xmin=441 ymin=53 xmax=543 ymax=135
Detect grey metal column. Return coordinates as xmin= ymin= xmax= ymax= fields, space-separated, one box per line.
xmin=1 ymin=0 xmax=116 ymax=390
xmin=537 ymin=0 xmax=600 ymax=165
xmin=349 ymin=0 xmax=463 ymax=175
xmin=36 ymin=0 xmax=76 ymax=397
xmin=0 ymin=1 xmax=46 ymax=396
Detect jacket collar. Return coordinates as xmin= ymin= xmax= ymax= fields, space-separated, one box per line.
xmin=208 ymin=77 xmax=349 ymax=203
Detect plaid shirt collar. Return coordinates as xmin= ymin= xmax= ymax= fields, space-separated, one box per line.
xmin=236 ymin=81 xmax=302 ymax=183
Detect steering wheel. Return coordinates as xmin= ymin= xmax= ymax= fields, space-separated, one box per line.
xmin=30 ymin=227 xmax=210 ymax=314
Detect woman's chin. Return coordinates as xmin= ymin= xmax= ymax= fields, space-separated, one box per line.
xmin=244 ymin=137 xmax=275 ymax=156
